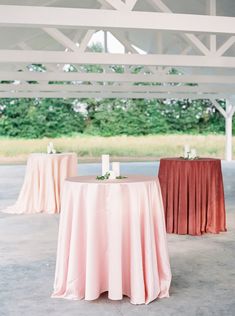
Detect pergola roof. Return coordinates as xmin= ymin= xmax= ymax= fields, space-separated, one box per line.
xmin=0 ymin=0 xmax=234 ymax=100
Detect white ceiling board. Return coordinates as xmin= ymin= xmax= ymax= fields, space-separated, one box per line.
xmin=0 ymin=0 xmax=234 ymax=98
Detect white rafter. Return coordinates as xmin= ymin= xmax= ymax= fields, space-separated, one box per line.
xmin=183 ymin=34 xmax=210 ymax=56
xmin=210 ymin=98 xmax=227 ymax=118
xmin=147 ymin=0 xmax=170 ymax=12
xmin=0 ymin=50 xmax=234 ymax=68
xmin=125 ymin=0 xmax=138 ymax=10
xmin=229 ymin=100 xmax=235 ymax=117
xmin=97 ymin=0 xmax=127 ymax=10
xmin=0 ymin=6 xmax=234 ymax=34
xmin=146 ymin=0 xmax=211 ymax=55
xmin=97 ymin=0 xmax=137 ymax=11
xmin=0 ymin=1 xmax=234 ymax=160
xmin=109 ymin=32 xmax=164 ymax=76
xmin=79 ymin=30 xmax=96 ymax=52
xmin=0 ymin=83 xmax=234 ymax=94
xmin=17 ymin=42 xmax=58 ymax=73
xmin=110 ymin=31 xmax=138 ymax=53
xmin=1 ymin=71 xmax=235 ymax=84
xmin=216 ymin=36 xmax=235 ymax=56
xmin=43 ymin=28 xmax=79 ymax=51
xmin=109 ymin=32 xmax=170 ymax=76
xmin=0 ymin=91 xmax=229 ymax=99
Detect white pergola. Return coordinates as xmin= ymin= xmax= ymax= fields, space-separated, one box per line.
xmin=0 ymin=0 xmax=234 ymax=159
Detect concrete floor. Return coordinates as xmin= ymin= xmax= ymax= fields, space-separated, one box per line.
xmin=0 ymin=162 xmax=235 ymax=316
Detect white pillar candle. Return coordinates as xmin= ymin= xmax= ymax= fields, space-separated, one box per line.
xmin=102 ymin=154 xmax=110 ymax=176
xmin=190 ymin=148 xmax=197 ymax=159
xmin=109 ymin=170 xmax=116 ymax=180
xmin=47 ymin=144 xmax=51 ymax=154
xmin=184 ymin=145 xmax=190 ymax=158
xmin=112 ymin=162 xmax=120 ymax=177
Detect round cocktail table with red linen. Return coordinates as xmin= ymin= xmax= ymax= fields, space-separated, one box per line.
xmin=52 ymin=175 xmax=171 ymax=304
xmin=158 ymin=158 xmax=226 ymax=235
xmin=3 ymin=153 xmax=77 ymax=214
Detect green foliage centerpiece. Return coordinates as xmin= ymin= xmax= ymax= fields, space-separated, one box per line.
xmin=96 ymin=172 xmax=127 ymax=180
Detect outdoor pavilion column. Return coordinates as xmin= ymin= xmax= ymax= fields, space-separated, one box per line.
xmin=210 ymin=98 xmax=235 ymax=161
xmin=225 ymin=99 xmax=235 ymax=161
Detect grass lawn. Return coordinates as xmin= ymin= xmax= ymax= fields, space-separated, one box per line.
xmin=0 ymin=134 xmax=231 ymax=164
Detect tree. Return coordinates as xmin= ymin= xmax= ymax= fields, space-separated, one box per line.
xmin=0 ymin=98 xmax=85 ymax=138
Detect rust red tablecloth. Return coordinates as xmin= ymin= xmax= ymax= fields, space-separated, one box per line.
xmin=158 ymin=158 xmax=226 ymax=235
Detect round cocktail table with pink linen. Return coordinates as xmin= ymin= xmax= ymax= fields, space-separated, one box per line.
xmin=3 ymin=153 xmax=77 ymax=214
xmin=158 ymin=158 xmax=226 ymax=235
xmin=52 ymin=175 xmax=171 ymax=305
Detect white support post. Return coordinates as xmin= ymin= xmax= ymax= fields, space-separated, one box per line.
xmin=104 ymin=31 xmax=108 ymax=53
xmin=225 ymin=100 xmax=234 ymax=161
xmin=208 ymin=0 xmax=216 ymax=54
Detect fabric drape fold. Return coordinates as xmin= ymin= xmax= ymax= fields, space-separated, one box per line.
xmin=2 ymin=153 xmax=77 ymax=214
xmin=52 ymin=176 xmax=171 ymax=304
xmin=158 ymin=158 xmax=226 ymax=235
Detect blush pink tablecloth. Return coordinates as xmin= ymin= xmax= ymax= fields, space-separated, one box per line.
xmin=52 ymin=175 xmax=171 ymax=305
xmin=3 ymin=153 xmax=77 ymax=214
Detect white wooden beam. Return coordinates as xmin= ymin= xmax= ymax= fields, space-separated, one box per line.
xmin=228 ymin=99 xmax=235 ymax=117
xmin=125 ymin=0 xmax=138 ymax=10
xmin=110 ymin=31 xmax=138 ymax=53
xmin=78 ymin=30 xmax=96 ymax=52
xmin=184 ymin=34 xmax=210 ymax=56
xmin=216 ymin=36 xmax=235 ymax=57
xmin=0 ymin=91 xmax=229 ymax=99
xmin=97 ymin=0 xmax=127 ymax=11
xmin=17 ymin=42 xmax=57 ymax=72
xmin=109 ymin=32 xmax=162 ymax=76
xmin=210 ymin=98 xmax=226 ymax=118
xmin=147 ymin=0 xmax=171 ymax=13
xmin=1 ymin=71 xmax=235 ymax=84
xmin=146 ymin=0 xmax=210 ymax=55
xmin=0 ymin=6 xmax=234 ymax=34
xmin=0 ymin=50 xmax=235 ymax=68
xmin=43 ymin=28 xmax=79 ymax=51
xmin=1 ymin=83 xmax=234 ymax=94
xmin=0 ymin=50 xmax=234 ymax=68
xmin=97 ymin=0 xmax=137 ymax=11
xmin=208 ymin=0 xmax=217 ymax=54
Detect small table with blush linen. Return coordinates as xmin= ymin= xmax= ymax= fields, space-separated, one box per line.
xmin=52 ymin=175 xmax=171 ymax=305
xmin=4 ymin=153 xmax=77 ymax=214
xmin=158 ymin=158 xmax=226 ymax=235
